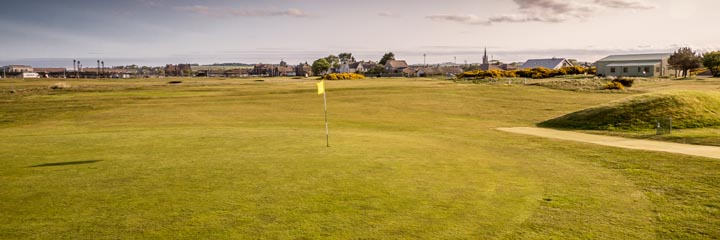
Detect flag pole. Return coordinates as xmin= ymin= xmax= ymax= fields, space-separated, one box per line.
xmin=323 ymin=89 xmax=329 ymax=147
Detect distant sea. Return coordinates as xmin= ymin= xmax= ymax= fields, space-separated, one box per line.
xmin=0 ymin=48 xmax=675 ymax=68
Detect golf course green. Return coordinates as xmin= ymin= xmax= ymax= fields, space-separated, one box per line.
xmin=1 ymin=77 xmax=718 ymax=239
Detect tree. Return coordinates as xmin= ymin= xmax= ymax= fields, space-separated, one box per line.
xmin=702 ymin=51 xmax=720 ymax=77
xmin=312 ymin=58 xmax=330 ymax=76
xmin=338 ymin=53 xmax=355 ymax=63
xmin=324 ymin=55 xmax=340 ymax=69
xmin=366 ymin=65 xmax=385 ymax=75
xmin=668 ymin=47 xmax=702 ymax=77
xmin=379 ymin=52 xmax=395 ymax=65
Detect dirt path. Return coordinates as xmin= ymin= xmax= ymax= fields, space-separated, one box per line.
xmin=498 ymin=127 xmax=720 ymax=160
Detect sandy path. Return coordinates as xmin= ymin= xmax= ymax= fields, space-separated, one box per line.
xmin=498 ymin=127 xmax=720 ymax=160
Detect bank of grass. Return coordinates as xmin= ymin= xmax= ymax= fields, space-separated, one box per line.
xmin=1 ymin=77 xmax=719 ymax=239
xmin=539 ymin=90 xmax=720 ymax=130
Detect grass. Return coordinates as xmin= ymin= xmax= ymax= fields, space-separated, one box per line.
xmin=1 ymin=77 xmax=719 ymax=239
xmin=581 ymin=128 xmax=720 ymax=147
xmin=539 ymin=90 xmax=720 ymax=130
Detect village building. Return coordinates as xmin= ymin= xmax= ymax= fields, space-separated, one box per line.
xmin=337 ymin=61 xmax=374 ymax=74
xmin=521 ymin=58 xmax=574 ymax=70
xmin=416 ymin=66 xmax=464 ymax=77
xmin=595 ymin=53 xmax=672 ymax=77
xmin=296 ymin=62 xmax=313 ymax=77
xmin=499 ymin=63 xmax=519 ymax=71
xmin=34 ymin=68 xmax=67 ymax=78
xmin=3 ymin=65 xmax=34 ymax=73
xmin=250 ymin=64 xmax=272 ymax=76
xmin=478 ymin=48 xmax=502 ymax=71
xmin=165 ymin=64 xmax=193 ymax=77
xmin=384 ymin=60 xmax=409 ymax=73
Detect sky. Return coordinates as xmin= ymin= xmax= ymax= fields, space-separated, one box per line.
xmin=0 ymin=0 xmax=718 ymax=67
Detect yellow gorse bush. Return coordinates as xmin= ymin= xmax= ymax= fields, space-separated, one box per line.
xmin=459 ymin=66 xmax=590 ymax=79
xmin=321 ymin=73 xmax=366 ymax=80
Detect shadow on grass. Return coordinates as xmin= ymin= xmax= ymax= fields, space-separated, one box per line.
xmin=29 ymin=160 xmax=102 ymax=168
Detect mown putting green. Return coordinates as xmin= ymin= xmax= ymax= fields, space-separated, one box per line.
xmin=1 ymin=78 xmax=719 ymax=239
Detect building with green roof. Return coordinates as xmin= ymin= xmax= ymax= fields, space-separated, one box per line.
xmin=596 ymin=53 xmax=673 ymax=77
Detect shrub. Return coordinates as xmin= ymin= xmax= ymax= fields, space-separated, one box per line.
xmin=321 ymin=73 xmax=365 ymax=80
xmin=587 ymin=67 xmax=597 ymax=75
xmin=531 ymin=67 xmax=554 ymax=78
xmin=603 ymin=81 xmax=625 ymax=90
xmin=458 ymin=66 xmax=591 ymax=80
xmin=613 ymin=77 xmax=634 ymax=87
xmin=558 ymin=66 xmax=586 ymax=75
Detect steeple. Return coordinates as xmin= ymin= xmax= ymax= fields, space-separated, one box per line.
xmin=482 ymin=47 xmax=489 ymax=65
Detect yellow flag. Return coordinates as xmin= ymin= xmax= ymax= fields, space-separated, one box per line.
xmin=316 ymin=80 xmax=325 ymax=95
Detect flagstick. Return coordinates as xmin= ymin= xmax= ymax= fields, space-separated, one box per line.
xmin=323 ymin=90 xmax=329 ymax=147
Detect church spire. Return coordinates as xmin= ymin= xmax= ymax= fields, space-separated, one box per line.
xmin=482 ymin=47 xmax=489 ymax=65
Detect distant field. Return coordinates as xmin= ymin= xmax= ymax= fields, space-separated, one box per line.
xmin=1 ymin=77 xmax=719 ymax=239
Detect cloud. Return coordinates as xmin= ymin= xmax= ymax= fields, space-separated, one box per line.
xmin=378 ymin=11 xmax=394 ymax=17
xmin=179 ymin=5 xmax=211 ymax=15
xmin=426 ymin=14 xmax=484 ymax=24
xmin=177 ymin=5 xmax=308 ymax=18
xmin=594 ymin=0 xmax=656 ymax=9
xmin=427 ymin=0 xmax=654 ymax=25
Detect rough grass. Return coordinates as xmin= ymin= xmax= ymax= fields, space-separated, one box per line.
xmin=539 ymin=90 xmax=720 ymax=130
xmin=1 ymin=78 xmax=719 ymax=239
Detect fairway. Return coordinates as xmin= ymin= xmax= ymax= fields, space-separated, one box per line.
xmin=1 ymin=78 xmax=719 ymax=239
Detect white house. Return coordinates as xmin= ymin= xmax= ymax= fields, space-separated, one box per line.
xmin=520 ymin=58 xmax=574 ymax=70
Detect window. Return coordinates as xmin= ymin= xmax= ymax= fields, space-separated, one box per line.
xmin=638 ymin=67 xmax=642 ymax=72
xmin=623 ymin=67 xmax=628 ymax=73
xmin=644 ymin=67 xmax=650 ymax=74
xmin=610 ymin=67 xmax=616 ymax=73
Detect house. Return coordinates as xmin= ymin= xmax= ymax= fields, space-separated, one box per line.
xmin=338 ymin=61 xmax=371 ymax=74
xmin=521 ymin=58 xmax=574 ymax=70
xmin=251 ymin=64 xmax=272 ymax=76
xmin=225 ymin=68 xmax=250 ymax=77
xmin=3 ymin=65 xmax=34 ymax=73
xmin=361 ymin=61 xmax=378 ymax=70
xmin=165 ymin=64 xmax=193 ymax=77
xmin=384 ymin=60 xmax=409 ymax=73
xmin=402 ymin=68 xmax=416 ymax=77
xmin=499 ymin=63 xmax=519 ymax=71
xmin=34 ymin=68 xmax=67 ymax=78
xmin=296 ymin=62 xmax=313 ymax=77
xmin=273 ymin=65 xmax=296 ymax=76
xmin=595 ymin=53 xmax=672 ymax=77
xmin=416 ymin=67 xmax=463 ymax=77
xmin=337 ymin=63 xmax=354 ymax=73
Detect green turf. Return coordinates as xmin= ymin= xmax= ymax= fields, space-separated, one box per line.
xmin=539 ymin=90 xmax=720 ymax=130
xmin=1 ymin=78 xmax=719 ymax=239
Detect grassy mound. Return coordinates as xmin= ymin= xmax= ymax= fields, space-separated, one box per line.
xmin=539 ymin=90 xmax=720 ymax=130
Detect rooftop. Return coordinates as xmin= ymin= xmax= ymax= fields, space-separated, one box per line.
xmin=597 ymin=53 xmax=672 ymax=62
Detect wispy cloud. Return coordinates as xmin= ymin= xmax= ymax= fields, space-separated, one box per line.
xmin=378 ymin=11 xmax=394 ymax=17
xmin=594 ymin=0 xmax=656 ymax=9
xmin=176 ymin=5 xmax=309 ymax=18
xmin=427 ymin=0 xmax=655 ymax=25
